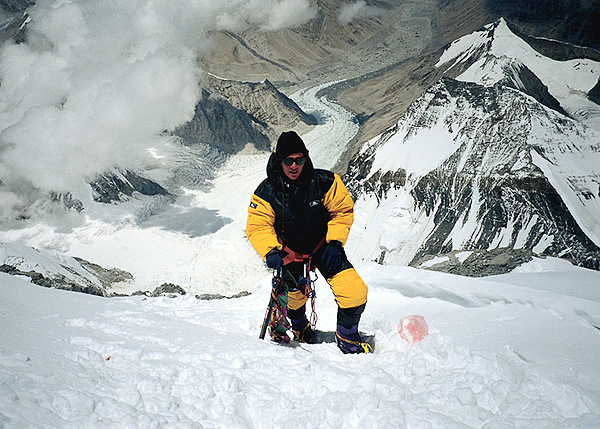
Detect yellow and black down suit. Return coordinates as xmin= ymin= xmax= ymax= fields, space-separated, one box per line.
xmin=246 ymin=151 xmax=368 ymax=328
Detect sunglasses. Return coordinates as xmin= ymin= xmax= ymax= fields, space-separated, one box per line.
xmin=282 ymin=156 xmax=307 ymax=166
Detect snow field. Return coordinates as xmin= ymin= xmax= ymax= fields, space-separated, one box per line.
xmin=2 ymin=256 xmax=600 ymax=428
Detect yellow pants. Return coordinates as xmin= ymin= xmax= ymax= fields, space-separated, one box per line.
xmin=288 ymin=268 xmax=368 ymax=310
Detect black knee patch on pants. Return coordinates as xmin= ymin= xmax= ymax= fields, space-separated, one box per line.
xmin=337 ymin=303 xmax=366 ymax=328
xmin=288 ymin=304 xmax=306 ymax=321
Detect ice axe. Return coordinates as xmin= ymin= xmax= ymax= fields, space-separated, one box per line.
xmin=259 ymin=267 xmax=281 ymax=339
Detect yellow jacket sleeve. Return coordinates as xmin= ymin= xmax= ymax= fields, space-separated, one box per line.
xmin=322 ymin=174 xmax=354 ymax=246
xmin=246 ymin=193 xmax=282 ymax=259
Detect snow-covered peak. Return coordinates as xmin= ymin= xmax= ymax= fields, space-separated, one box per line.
xmin=435 ymin=18 xmax=501 ymax=70
xmin=346 ymin=38 xmax=600 ymax=270
xmin=436 ymin=19 xmax=530 ymax=71
xmin=437 ymin=18 xmax=600 ymax=130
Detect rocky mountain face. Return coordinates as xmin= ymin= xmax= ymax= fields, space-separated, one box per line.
xmin=589 ymin=78 xmax=600 ymax=105
xmin=90 ymin=170 xmax=170 ymax=204
xmin=174 ymin=75 xmax=318 ymax=154
xmin=0 ymin=0 xmax=33 ymax=14
xmin=204 ymin=75 xmax=317 ymax=132
xmin=0 ymin=7 xmax=27 ymax=42
xmin=344 ymin=21 xmax=600 ymax=273
xmin=172 ymin=88 xmax=271 ymax=155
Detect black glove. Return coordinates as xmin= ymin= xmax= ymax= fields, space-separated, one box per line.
xmin=322 ymin=240 xmax=343 ymax=272
xmin=265 ymin=249 xmax=284 ymax=271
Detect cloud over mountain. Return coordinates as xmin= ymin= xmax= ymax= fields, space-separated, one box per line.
xmin=337 ymin=0 xmax=384 ymax=25
xmin=0 ymin=0 xmax=316 ymax=215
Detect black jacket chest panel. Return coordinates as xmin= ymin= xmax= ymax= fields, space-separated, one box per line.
xmin=255 ymin=167 xmax=335 ymax=254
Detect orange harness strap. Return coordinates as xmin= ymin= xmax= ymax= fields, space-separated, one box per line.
xmin=278 ymin=237 xmax=325 ymax=331
xmin=280 ymin=237 xmax=326 ymax=266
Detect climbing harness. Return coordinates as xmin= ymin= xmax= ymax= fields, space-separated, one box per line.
xmin=279 ymin=236 xmax=325 ymax=331
xmin=259 ymin=239 xmax=325 ymax=341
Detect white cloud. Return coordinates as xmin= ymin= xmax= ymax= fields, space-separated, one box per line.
xmin=202 ymin=0 xmax=317 ymax=32
xmin=0 ymin=0 xmax=317 ymax=211
xmin=337 ymin=1 xmax=384 ymax=25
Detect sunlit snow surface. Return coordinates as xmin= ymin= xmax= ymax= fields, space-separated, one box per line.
xmin=2 ymin=83 xmax=599 ymax=427
xmin=2 ymin=256 xmax=600 ymax=428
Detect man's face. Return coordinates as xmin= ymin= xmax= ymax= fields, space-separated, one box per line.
xmin=281 ymin=152 xmax=306 ymax=181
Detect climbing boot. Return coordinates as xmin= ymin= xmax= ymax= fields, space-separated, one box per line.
xmin=336 ymin=323 xmax=373 ymax=354
xmin=291 ymin=314 xmax=314 ymax=343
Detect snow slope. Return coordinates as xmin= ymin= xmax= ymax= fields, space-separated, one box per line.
xmin=2 ymin=256 xmax=600 ymax=428
xmin=437 ymin=18 xmax=600 ymax=131
xmin=445 ymin=20 xmax=600 ymax=244
xmin=345 ymin=21 xmax=600 ymax=268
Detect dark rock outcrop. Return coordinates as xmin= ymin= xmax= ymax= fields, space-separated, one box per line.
xmin=415 ymin=248 xmax=534 ymax=277
xmin=0 ymin=0 xmax=34 ymax=14
xmin=0 ymin=263 xmax=107 ymax=296
xmin=74 ymin=257 xmax=134 ymax=289
xmin=205 ymin=76 xmax=317 ymax=128
xmin=589 ymin=77 xmax=600 ymax=105
xmin=172 ymin=88 xmax=271 ymax=154
xmin=0 ymin=10 xmax=28 ymax=43
xmin=90 ymin=170 xmax=170 ymax=204
xmin=151 ymin=283 xmax=187 ymax=297
xmin=498 ymin=60 xmax=568 ymax=117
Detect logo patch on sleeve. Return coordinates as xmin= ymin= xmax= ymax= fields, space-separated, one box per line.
xmin=250 ymin=202 xmax=257 ymax=209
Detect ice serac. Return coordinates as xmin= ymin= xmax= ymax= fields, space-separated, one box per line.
xmin=345 ymin=21 xmax=600 ymax=272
